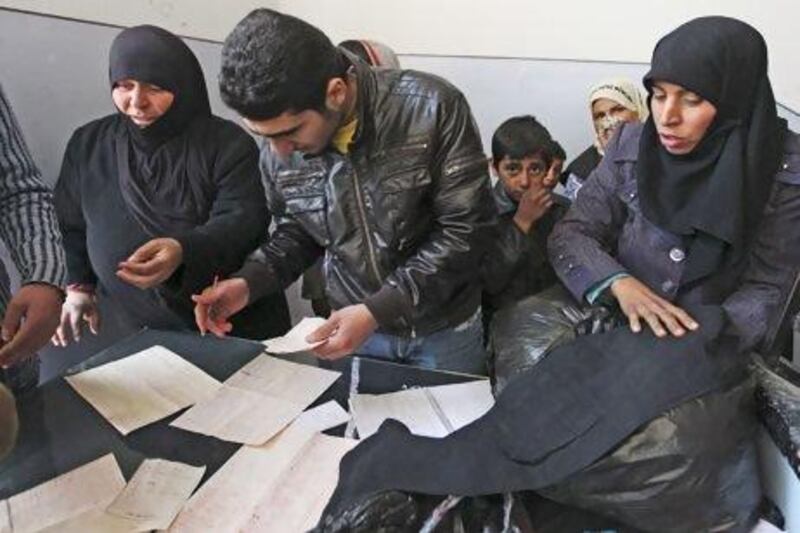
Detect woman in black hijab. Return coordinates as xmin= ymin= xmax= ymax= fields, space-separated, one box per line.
xmin=316 ymin=17 xmax=800 ymax=532
xmin=550 ymin=16 xmax=794 ymax=348
xmin=53 ymin=25 xmax=290 ymax=344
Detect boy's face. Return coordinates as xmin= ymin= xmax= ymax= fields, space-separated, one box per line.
xmin=494 ymin=155 xmax=554 ymax=202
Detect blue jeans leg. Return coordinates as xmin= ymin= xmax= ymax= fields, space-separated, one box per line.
xmin=354 ymin=310 xmax=488 ymax=375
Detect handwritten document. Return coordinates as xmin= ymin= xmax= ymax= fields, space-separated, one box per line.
xmin=351 ymin=380 xmax=494 ymax=438
xmin=262 ymin=317 xmax=327 ymax=353
xmin=1 ymin=454 xmax=125 ymax=533
xmin=169 ymin=402 xmax=355 ymax=533
xmin=65 ymin=345 xmax=221 ymax=435
xmin=106 ymin=459 xmax=205 ymax=531
xmin=171 ymin=355 xmax=340 ymax=445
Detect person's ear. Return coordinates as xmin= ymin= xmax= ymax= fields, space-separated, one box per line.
xmin=325 ymin=77 xmax=348 ymax=112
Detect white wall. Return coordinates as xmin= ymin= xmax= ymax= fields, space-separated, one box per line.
xmin=2 ymin=0 xmax=798 ymax=110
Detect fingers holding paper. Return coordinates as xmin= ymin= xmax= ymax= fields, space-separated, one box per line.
xmin=308 ymin=304 xmax=378 ymax=360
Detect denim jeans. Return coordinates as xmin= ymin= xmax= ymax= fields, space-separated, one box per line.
xmin=354 ymin=309 xmax=488 ymax=375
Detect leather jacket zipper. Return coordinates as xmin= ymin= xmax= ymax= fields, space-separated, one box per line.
xmin=350 ymin=160 xmax=382 ymax=285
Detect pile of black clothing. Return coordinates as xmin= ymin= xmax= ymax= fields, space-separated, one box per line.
xmin=315 ymin=304 xmax=759 ymax=532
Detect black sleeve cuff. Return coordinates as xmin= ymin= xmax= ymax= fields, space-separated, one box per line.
xmin=235 ymin=260 xmax=281 ymax=304
xmin=364 ymin=284 xmax=411 ymax=330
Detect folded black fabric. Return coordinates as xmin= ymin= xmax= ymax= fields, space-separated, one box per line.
xmin=322 ymin=305 xmax=745 ymax=519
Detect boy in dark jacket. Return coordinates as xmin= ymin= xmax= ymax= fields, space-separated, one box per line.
xmin=482 ymin=116 xmax=570 ymax=327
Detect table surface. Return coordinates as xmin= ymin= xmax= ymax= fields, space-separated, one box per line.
xmin=0 ymin=328 xmax=482 ymax=499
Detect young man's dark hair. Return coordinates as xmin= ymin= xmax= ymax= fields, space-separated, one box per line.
xmin=491 ymin=115 xmax=552 ymax=166
xmin=219 ymin=9 xmax=347 ymax=119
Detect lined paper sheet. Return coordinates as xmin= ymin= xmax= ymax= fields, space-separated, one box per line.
xmin=169 ymin=403 xmax=354 ymax=533
xmin=170 ymin=355 xmax=340 ymax=445
xmin=105 ymin=459 xmax=205 ymax=532
xmin=65 ymin=346 xmax=221 ymax=435
xmin=262 ymin=317 xmax=327 ymax=354
xmin=351 ymin=380 xmax=494 ymax=438
xmin=2 ymin=454 xmax=125 ymax=533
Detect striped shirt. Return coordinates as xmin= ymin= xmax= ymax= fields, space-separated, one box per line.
xmin=0 ymin=84 xmax=66 ymax=318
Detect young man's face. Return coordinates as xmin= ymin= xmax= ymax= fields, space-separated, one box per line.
xmin=243 ymin=108 xmax=342 ymax=158
xmin=242 ymin=76 xmax=350 ymax=158
xmin=494 ymin=154 xmax=553 ymax=202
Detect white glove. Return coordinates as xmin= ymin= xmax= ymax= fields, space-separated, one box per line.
xmin=51 ymin=290 xmax=100 ymax=347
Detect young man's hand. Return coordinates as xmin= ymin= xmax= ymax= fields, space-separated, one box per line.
xmin=513 ymin=186 xmax=553 ymax=234
xmin=307 ymin=304 xmax=378 ymax=360
xmin=0 ymin=283 xmax=63 ymax=367
xmin=192 ymin=278 xmax=250 ymax=337
xmin=610 ymin=276 xmax=698 ymax=337
xmin=117 ymin=238 xmax=183 ymax=289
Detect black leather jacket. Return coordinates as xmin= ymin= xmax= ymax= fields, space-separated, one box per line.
xmin=237 ymin=56 xmax=496 ymax=336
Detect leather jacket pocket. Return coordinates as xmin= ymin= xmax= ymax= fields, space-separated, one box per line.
xmin=275 ymin=167 xmax=330 ymax=245
xmin=372 ymin=143 xmax=433 ymax=252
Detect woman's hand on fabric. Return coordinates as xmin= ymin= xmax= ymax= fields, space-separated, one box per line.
xmin=513 ymin=186 xmax=553 ymax=234
xmin=117 ymin=238 xmax=183 ymax=289
xmin=51 ymin=289 xmax=100 ymax=347
xmin=610 ymin=276 xmax=699 ymax=337
xmin=307 ymin=304 xmax=378 ymax=360
xmin=0 ymin=284 xmax=63 ymax=367
xmin=191 ymin=277 xmax=249 ymax=337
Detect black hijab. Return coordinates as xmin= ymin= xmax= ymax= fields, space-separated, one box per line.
xmin=109 ymin=25 xmax=214 ymax=236
xmin=637 ymin=16 xmax=786 ymax=285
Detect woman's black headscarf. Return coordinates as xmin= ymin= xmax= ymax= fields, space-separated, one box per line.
xmin=109 ymin=25 xmax=214 ymax=236
xmin=637 ymin=16 xmax=786 ymax=285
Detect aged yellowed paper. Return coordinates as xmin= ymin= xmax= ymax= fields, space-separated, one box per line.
xmin=105 ymin=459 xmax=206 ymax=531
xmin=65 ymin=345 xmax=221 ymax=435
xmin=2 ymin=454 xmax=125 ymax=533
xmin=170 ymin=355 xmax=340 ymax=445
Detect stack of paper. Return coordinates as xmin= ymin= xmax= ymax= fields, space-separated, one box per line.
xmin=350 ymin=380 xmax=494 ymax=438
xmin=170 ymin=355 xmax=341 ymax=445
xmin=65 ymin=346 xmax=221 ymax=435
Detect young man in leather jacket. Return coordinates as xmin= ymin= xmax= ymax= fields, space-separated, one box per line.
xmin=193 ymin=9 xmax=496 ymax=374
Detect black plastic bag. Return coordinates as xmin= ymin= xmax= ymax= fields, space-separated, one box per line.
xmin=539 ymin=377 xmax=760 ymax=532
xmin=489 ymin=285 xmax=622 ymax=394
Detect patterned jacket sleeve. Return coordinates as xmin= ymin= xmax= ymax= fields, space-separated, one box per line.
xmin=0 ymin=84 xmax=66 ymax=291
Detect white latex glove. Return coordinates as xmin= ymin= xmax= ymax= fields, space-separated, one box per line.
xmin=51 ymin=290 xmax=101 ymax=347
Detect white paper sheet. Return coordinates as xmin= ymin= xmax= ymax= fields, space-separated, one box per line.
xmin=224 ymin=354 xmax=341 ymax=404
xmin=2 ymin=454 xmax=126 ymax=533
xmin=240 ymin=434 xmax=357 ymax=533
xmin=37 ymin=508 xmax=133 ymax=533
xmin=65 ymin=346 xmax=221 ymax=435
xmin=170 ymin=355 xmax=340 ymax=445
xmin=171 ymin=386 xmax=300 ymax=445
xmin=169 ymin=405 xmax=355 ymax=533
xmin=292 ymin=401 xmax=350 ymax=432
xmin=351 ymin=380 xmax=494 ymax=438
xmin=106 ymin=459 xmax=206 ymax=532
xmin=262 ymin=317 xmax=328 ymax=353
